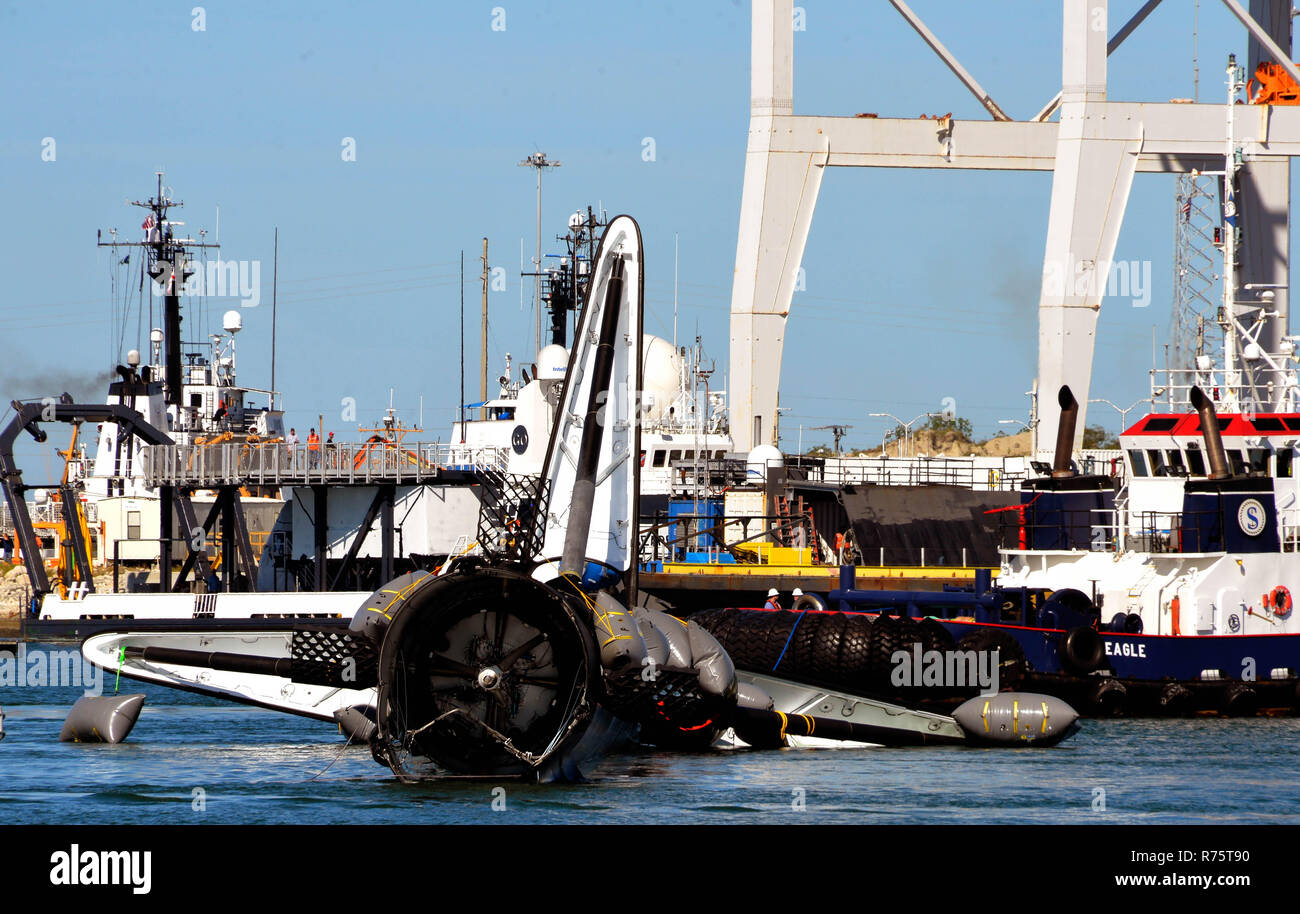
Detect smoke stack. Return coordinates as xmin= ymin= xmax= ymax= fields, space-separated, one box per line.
xmin=1190 ymin=386 xmax=1232 ymax=480
xmin=1052 ymin=385 xmax=1079 ymax=478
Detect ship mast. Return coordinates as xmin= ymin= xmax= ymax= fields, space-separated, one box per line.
xmin=97 ymin=173 xmax=220 ymax=409
xmin=1220 ymin=55 xmax=1244 ymax=410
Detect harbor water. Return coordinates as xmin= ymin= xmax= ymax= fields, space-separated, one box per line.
xmin=2 ymin=660 xmax=1298 ymax=825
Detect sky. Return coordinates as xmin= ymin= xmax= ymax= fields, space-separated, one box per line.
xmin=0 ymin=0 xmax=1284 ymax=476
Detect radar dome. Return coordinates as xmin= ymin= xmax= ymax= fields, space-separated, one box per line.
xmin=746 ymin=444 xmax=783 ymax=481
xmin=536 ymin=344 xmax=569 ymax=380
xmin=641 ymin=335 xmax=683 ymax=423
xmin=223 ymin=310 xmax=243 ymax=333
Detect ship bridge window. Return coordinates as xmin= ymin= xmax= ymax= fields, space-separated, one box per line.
xmin=1253 ymin=417 xmax=1287 ymax=432
xmin=1147 ymin=449 xmax=1168 ymax=477
xmin=1228 ymin=450 xmax=1247 ymax=476
xmin=1248 ymin=448 xmax=1270 ymax=476
xmin=1127 ymin=449 xmax=1149 ymax=477
xmin=669 ymin=449 xmax=682 ymax=464
xmin=1185 ymin=445 xmax=1207 ymax=476
xmin=1279 ymin=449 xmax=1295 ymax=478
xmin=1166 ymin=450 xmax=1186 ymax=475
xmin=684 ymin=450 xmax=695 ymax=461
xmin=652 ymin=450 xmax=666 ymax=468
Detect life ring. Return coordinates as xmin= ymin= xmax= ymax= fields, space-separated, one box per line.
xmin=1270 ymin=585 xmax=1293 ymax=617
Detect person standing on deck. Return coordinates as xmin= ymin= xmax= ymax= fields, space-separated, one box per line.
xmin=285 ymin=427 xmax=299 ymax=470
xmin=307 ymin=429 xmax=320 ymax=469
xmin=764 ymin=588 xmax=781 ymax=611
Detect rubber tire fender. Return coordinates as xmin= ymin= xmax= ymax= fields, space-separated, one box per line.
xmin=1059 ymin=625 xmax=1105 ymax=676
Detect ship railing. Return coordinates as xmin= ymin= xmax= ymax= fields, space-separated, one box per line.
xmin=1278 ymin=507 xmax=1300 ymax=553
xmin=639 ymin=511 xmax=986 ymax=568
xmin=997 ymin=507 xmax=1121 ymax=552
xmin=665 ymin=457 xmax=748 ymax=489
xmin=638 ymin=511 xmax=824 ymax=566
xmin=140 ymin=442 xmax=510 ymax=487
xmin=0 ymin=497 xmax=98 ymax=533
xmin=788 ymin=456 xmax=1029 ymax=491
xmin=998 ymin=504 xmax=1284 ymax=554
xmin=1148 ymin=364 xmax=1300 ymax=414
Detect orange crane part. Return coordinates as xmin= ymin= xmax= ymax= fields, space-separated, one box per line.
xmin=1249 ymin=62 xmax=1300 ymax=105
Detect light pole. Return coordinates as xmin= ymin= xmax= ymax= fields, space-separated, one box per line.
xmin=870 ymin=411 xmax=934 ymax=458
xmin=519 ymin=152 xmax=561 ymax=356
xmin=1088 ymin=397 xmax=1147 ymax=436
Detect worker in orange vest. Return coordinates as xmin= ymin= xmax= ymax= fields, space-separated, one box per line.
xmin=307 ymin=429 xmax=320 ymax=469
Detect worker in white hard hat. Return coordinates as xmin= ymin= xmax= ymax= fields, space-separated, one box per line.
xmin=764 ymin=588 xmax=781 ymax=611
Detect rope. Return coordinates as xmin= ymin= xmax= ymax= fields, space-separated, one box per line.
xmin=309 ymin=720 xmax=358 ymax=781
xmin=772 ymin=608 xmax=807 ymax=672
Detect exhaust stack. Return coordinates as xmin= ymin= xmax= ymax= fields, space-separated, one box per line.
xmin=1190 ymin=386 xmax=1232 ymax=480
xmin=1052 ymin=385 xmax=1079 ymax=478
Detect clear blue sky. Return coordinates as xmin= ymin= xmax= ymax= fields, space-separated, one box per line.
xmin=0 ymin=0 xmax=1282 ymax=473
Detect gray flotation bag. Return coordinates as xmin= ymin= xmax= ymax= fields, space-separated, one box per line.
xmin=736 ymin=681 xmax=774 ymax=711
xmin=951 ymin=692 xmax=1079 ymax=746
xmin=59 ymin=694 xmax=146 ymax=744
xmin=333 ymin=704 xmax=377 ymax=743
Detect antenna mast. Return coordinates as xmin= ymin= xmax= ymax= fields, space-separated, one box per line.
xmin=99 ymin=172 xmax=219 ymax=409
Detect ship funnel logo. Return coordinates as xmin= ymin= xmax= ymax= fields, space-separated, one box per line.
xmin=1237 ymin=498 xmax=1266 ymax=537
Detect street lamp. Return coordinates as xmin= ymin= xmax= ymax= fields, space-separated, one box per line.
xmin=519 ymin=152 xmax=562 ymax=356
xmin=870 ymin=411 xmax=934 ymax=458
xmin=998 ymin=418 xmax=1031 ymax=433
xmin=1088 ymin=397 xmax=1147 ymax=435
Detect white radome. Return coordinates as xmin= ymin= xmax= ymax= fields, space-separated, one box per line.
xmin=536 ymin=344 xmax=569 ymax=380
xmin=747 ymin=444 xmax=783 ymax=480
xmin=641 ymin=334 xmax=683 ymax=422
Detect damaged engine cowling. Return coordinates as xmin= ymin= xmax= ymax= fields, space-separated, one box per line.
xmin=355 ymin=565 xmax=740 ymax=782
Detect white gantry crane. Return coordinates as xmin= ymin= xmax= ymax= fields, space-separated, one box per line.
xmin=729 ymin=0 xmax=1298 ymax=454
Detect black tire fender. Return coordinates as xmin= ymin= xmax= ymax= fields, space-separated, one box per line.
xmin=1060 ymin=625 xmax=1105 ymax=676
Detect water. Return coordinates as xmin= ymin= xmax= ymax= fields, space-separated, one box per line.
xmin=4 ymin=676 xmax=1299 ymax=824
